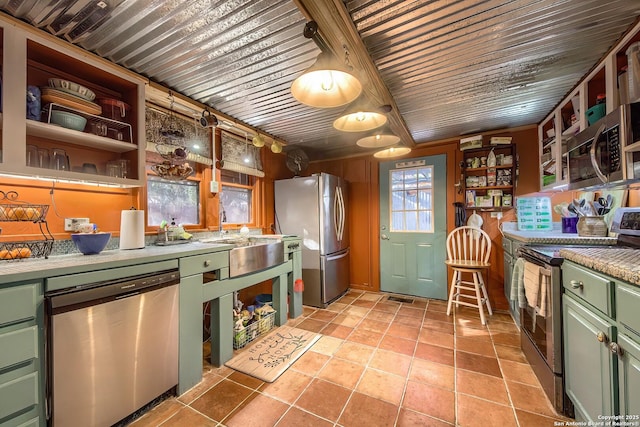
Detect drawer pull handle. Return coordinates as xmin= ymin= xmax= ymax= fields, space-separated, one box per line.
xmin=570 ymin=280 xmax=583 ymax=290
xmin=609 ymin=342 xmax=623 ymax=356
xmin=597 ymin=331 xmax=608 ymax=343
xmin=204 ymin=260 xmax=211 ymax=267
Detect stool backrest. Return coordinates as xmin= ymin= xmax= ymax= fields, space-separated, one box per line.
xmin=446 ymin=226 xmax=491 ymax=263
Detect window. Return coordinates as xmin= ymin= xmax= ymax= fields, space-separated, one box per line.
xmin=220 ymin=169 xmax=254 ymax=225
xmin=390 ymin=167 xmax=434 ymax=232
xmin=147 ymin=175 xmax=200 ymax=226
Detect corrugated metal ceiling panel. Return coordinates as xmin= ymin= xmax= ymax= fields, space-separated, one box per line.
xmin=1 ymin=1 xmax=640 ymax=159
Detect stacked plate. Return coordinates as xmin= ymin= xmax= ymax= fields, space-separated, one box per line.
xmin=42 ymin=78 xmax=102 ymax=115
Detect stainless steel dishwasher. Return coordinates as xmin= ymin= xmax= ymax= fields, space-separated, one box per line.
xmin=45 ymin=269 xmax=180 ymax=427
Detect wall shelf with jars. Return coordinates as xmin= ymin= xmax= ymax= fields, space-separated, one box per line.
xmin=462 ymin=142 xmax=517 ymax=211
xmin=0 ymin=14 xmax=146 ymax=187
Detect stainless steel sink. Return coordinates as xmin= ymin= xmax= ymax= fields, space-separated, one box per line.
xmin=201 ymin=236 xmax=284 ymax=277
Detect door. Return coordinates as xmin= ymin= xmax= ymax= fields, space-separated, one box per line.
xmin=379 ymin=155 xmax=447 ymax=299
xmin=563 ymin=294 xmax=615 ymax=422
xmin=320 ymin=173 xmax=349 ymax=255
xmin=618 ymin=333 xmax=640 ymax=417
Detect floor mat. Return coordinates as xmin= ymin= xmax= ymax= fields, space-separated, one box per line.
xmin=224 ymin=325 xmax=321 ymax=383
xmin=387 ymin=295 xmax=415 ymax=304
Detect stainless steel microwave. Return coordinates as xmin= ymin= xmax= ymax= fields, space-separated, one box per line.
xmin=566 ymin=102 xmax=640 ymax=190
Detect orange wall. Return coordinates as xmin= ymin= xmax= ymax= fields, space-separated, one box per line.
xmin=305 ymin=126 xmax=540 ymax=310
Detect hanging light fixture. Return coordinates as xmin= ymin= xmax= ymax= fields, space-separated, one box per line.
xmin=373 ymin=146 xmax=411 ymax=159
xmin=252 ymin=134 xmax=265 ymax=147
xmin=290 ymin=21 xmax=362 ymax=108
xmin=333 ymin=96 xmax=387 ymax=132
xmin=271 ymin=139 xmax=283 ymax=153
xmin=243 ymin=132 xmax=251 ymax=164
xmin=356 ymin=125 xmax=400 ymax=148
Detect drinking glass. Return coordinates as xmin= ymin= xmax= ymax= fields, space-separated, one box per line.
xmin=26 ymin=144 xmax=38 ymax=167
xmin=106 ymin=160 xmax=121 ymax=177
xmin=37 ymin=148 xmax=50 ymax=168
xmin=51 ymin=148 xmax=69 ymax=171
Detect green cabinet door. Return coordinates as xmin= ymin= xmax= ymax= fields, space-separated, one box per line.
xmin=563 ymin=294 xmax=616 ymax=421
xmin=618 ymin=333 xmax=640 ymax=416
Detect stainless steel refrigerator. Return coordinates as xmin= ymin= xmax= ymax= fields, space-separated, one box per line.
xmin=275 ymin=173 xmax=350 ymax=308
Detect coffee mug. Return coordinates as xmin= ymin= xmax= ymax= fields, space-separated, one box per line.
xmin=200 ymin=110 xmax=218 ymax=128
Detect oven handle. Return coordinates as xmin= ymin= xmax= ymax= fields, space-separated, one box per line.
xmin=589 ymin=123 xmax=608 ymax=184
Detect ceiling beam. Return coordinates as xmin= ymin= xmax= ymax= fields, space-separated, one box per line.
xmin=292 ymin=0 xmax=416 ymax=148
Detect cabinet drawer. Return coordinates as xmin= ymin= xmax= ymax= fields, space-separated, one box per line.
xmin=0 ymin=326 xmax=38 ymax=370
xmin=617 ymin=283 xmax=640 ymax=337
xmin=0 ymin=372 xmax=39 ymax=420
xmin=563 ymin=262 xmax=613 ymax=316
xmin=180 ymin=251 xmax=229 ymax=276
xmin=0 ymin=284 xmax=38 ymax=327
xmin=502 ymin=238 xmax=512 ymax=254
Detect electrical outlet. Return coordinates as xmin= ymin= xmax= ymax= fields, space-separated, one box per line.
xmin=64 ymin=217 xmax=90 ymax=232
xmin=490 ymin=212 xmax=503 ymax=219
xmin=210 ymin=180 xmax=219 ymax=193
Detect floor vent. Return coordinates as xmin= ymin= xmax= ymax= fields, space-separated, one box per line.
xmin=387 ymin=296 xmax=414 ymax=304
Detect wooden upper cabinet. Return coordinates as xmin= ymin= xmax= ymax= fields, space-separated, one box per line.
xmin=0 ymin=13 xmax=146 ymax=187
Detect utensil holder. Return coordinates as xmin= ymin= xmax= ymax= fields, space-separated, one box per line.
xmin=577 ymin=216 xmax=608 ymax=237
xmin=561 ymin=216 xmax=579 ymax=233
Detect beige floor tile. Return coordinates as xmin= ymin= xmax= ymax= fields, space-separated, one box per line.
xmin=224 ymin=394 xmax=289 ymax=427
xmin=408 ymin=358 xmax=455 ymax=390
xmin=396 ymin=408 xmax=454 ymax=426
xmin=456 ymin=394 xmax=517 ymax=427
xmin=418 ymin=328 xmax=455 ymax=348
xmin=317 ymin=357 xmax=365 ymax=389
xmin=338 ymin=392 xmax=400 ymax=427
xmin=275 ymin=407 xmax=333 ymax=427
xmin=346 ymin=328 xmax=383 ymax=347
xmin=506 ymin=380 xmax=559 ymax=418
xmin=331 ymin=313 xmax=363 ymax=328
xmin=369 ymin=348 xmax=413 ymax=377
xmin=455 ymin=335 xmax=496 ymax=357
xmin=334 ymin=341 xmax=375 ymax=365
xmin=310 ymin=335 xmax=343 ymax=356
xmin=157 ymin=406 xmax=217 ymax=427
xmin=290 ymin=350 xmax=330 ymax=376
xmin=402 ymin=380 xmax=455 ymax=424
xmin=294 ymin=379 xmax=351 ymax=422
xmin=379 ymin=334 xmax=417 ymax=356
xmin=455 ymin=369 xmax=510 ymax=405
xmin=259 ymin=369 xmax=313 ymax=404
xmin=494 ymin=343 xmax=528 ymax=363
xmin=357 ymin=317 xmax=390 ymax=334
xmin=129 ymin=399 xmax=185 ymax=426
xmin=499 ymin=359 xmax=541 ymax=386
xmin=356 ymin=367 xmax=406 ymax=405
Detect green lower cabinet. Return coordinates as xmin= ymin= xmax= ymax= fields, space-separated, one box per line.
xmin=618 ymin=333 xmax=640 ymax=416
xmin=563 ymin=293 xmax=616 ymax=421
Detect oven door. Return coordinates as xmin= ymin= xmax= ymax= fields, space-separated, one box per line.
xmin=519 ymin=255 xmax=563 ymax=374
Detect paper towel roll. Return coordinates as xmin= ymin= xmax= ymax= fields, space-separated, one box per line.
xmin=119 ymin=209 xmax=145 ymax=250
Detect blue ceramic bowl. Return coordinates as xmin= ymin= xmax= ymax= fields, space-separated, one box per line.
xmin=71 ymin=232 xmax=111 ymax=255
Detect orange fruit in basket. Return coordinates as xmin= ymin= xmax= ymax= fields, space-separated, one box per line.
xmin=0 ymin=249 xmax=11 ymax=259
xmin=12 ymin=207 xmax=40 ymax=220
xmin=0 ymin=206 xmax=7 ymax=220
xmin=15 ymin=247 xmax=32 ymax=258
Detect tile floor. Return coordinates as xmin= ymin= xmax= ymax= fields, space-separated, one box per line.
xmin=130 ymin=290 xmax=572 ymax=427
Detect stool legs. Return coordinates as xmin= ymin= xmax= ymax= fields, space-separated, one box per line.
xmin=446 ymin=268 xmax=492 ymax=325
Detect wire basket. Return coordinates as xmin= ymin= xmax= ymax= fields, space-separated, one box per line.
xmin=233 ymin=311 xmax=276 ymax=350
xmin=0 ymin=240 xmax=54 ymax=260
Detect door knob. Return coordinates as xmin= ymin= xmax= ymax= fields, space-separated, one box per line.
xmin=596 ymin=331 xmax=608 ymax=343
xmin=381 ymin=234 xmax=389 ymax=240
xmin=609 ymin=342 xmax=623 ymax=356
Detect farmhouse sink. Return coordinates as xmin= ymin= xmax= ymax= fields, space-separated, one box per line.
xmin=201 ymin=236 xmax=284 ymax=277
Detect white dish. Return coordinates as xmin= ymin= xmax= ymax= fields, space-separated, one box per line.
xmin=48 ymin=78 xmax=96 ymax=101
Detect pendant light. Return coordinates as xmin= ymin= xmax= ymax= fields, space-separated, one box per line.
xmin=290 ymin=21 xmax=362 ymax=108
xmin=373 ymin=146 xmax=411 ymax=159
xmin=271 ymin=139 xmax=283 ymax=153
xmin=356 ymin=125 xmax=400 ymax=148
xmin=333 ymin=96 xmax=387 ymax=132
xmin=252 ymin=134 xmax=265 ymax=147
xmin=291 ymin=52 xmax=362 ymax=108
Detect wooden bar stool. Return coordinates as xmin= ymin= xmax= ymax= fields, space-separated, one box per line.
xmin=445 ymin=226 xmax=493 ymax=325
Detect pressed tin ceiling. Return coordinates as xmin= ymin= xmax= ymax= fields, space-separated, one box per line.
xmin=1 ymin=0 xmax=640 ymax=160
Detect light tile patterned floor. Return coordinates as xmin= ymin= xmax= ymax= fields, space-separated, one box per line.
xmin=129 ymin=290 xmax=572 ymax=426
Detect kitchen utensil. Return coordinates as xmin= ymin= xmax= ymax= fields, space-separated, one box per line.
xmin=567 ymin=203 xmax=582 ymax=217
xmin=97 ymin=98 xmax=130 ymax=121
xmin=199 ymin=110 xmax=218 ymax=128
xmin=51 ymin=148 xmax=69 ymax=171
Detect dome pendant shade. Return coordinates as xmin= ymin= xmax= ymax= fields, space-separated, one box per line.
xmin=333 ymin=96 xmax=388 ymax=132
xmin=291 ymin=52 xmax=362 ymax=108
xmin=356 ymin=126 xmax=400 ymax=148
xmin=252 ymin=134 xmax=265 ymax=147
xmin=373 ymin=146 xmax=411 ymax=158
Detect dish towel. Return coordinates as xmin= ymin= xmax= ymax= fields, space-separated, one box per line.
xmin=523 ymin=261 xmax=541 ymax=310
xmin=538 ymin=268 xmax=550 ymax=318
xmin=510 ymin=257 xmax=526 ymax=308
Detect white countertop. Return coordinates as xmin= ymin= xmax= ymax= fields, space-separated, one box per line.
xmin=501 ymin=221 xmax=617 ymax=245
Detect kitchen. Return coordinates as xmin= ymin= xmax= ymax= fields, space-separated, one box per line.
xmin=1 ymin=1 xmax=640 ymax=426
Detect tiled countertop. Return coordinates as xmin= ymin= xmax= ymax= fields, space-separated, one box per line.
xmin=560 ymin=247 xmax=640 ymax=286
xmin=501 ymin=221 xmax=617 ymax=245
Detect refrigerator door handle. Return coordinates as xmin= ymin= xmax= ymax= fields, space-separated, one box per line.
xmin=337 ymin=186 xmax=345 ymax=241
xmin=334 ymin=186 xmax=344 ymax=241
xmin=326 ymin=247 xmax=350 ymax=262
